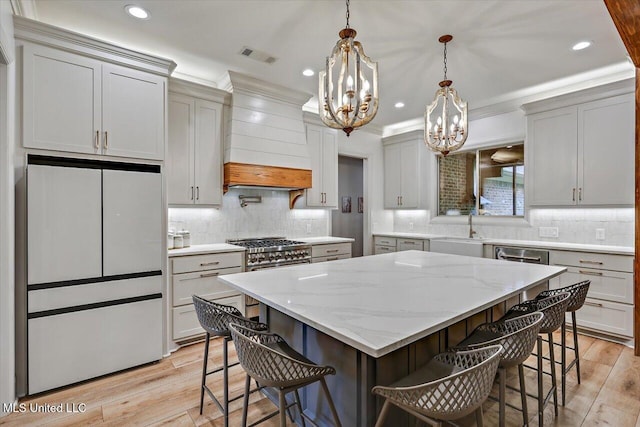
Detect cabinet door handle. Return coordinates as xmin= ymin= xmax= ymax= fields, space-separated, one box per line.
xmin=200 ymin=261 xmax=220 ymax=266
xmin=326 ymin=257 xmax=339 ymax=261
xmin=400 ymin=196 xmax=403 ymax=206
xmin=584 ymin=301 xmax=603 ymax=308
xmin=95 ymin=130 xmax=100 ymax=149
xmin=326 ymin=249 xmax=339 ymax=253
xmin=191 ymin=186 xmax=194 ymax=200
xmin=579 ymin=259 xmax=603 ymax=265
xmin=572 ymin=188 xmax=575 ymax=201
xmin=104 ymin=131 xmax=108 ymax=149
xmin=578 ymin=270 xmax=603 ymax=276
xmin=196 ymin=186 xmax=200 ymax=200
xmin=578 ymin=188 xmax=582 ymax=201
xmin=397 ymin=196 xmax=400 ymax=206
xmin=199 ymin=272 xmax=219 ymax=278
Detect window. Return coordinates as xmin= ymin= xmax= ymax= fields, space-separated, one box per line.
xmin=438 ymin=143 xmax=524 ymax=217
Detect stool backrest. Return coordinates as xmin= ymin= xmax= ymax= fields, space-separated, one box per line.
xmin=536 ymin=280 xmax=591 ymax=312
xmin=229 ymin=322 xmax=335 ymax=389
xmin=192 ymin=295 xmax=266 ymax=337
xmin=531 ymin=292 xmax=571 ymax=333
xmin=373 ymin=345 xmax=503 ymax=420
xmin=464 ymin=312 xmax=544 ymax=368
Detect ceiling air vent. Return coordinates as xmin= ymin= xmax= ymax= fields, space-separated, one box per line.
xmin=239 ymin=46 xmax=277 ymax=64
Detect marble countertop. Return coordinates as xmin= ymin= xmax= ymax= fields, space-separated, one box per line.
xmin=296 ymin=236 xmax=355 ymax=244
xmin=373 ymin=232 xmax=633 ymax=255
xmin=219 ymin=250 xmax=566 ymax=358
xmin=168 ymin=243 xmax=245 ymax=257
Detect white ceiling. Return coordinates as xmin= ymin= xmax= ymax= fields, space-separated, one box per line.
xmin=31 ymin=0 xmax=632 ymax=131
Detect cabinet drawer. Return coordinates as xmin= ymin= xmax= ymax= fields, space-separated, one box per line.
xmin=550 ymin=267 xmax=633 ymax=304
xmin=374 ymin=245 xmax=396 ymax=255
xmin=311 ymin=243 xmax=352 ymax=258
xmin=172 ymin=252 xmax=243 ymax=274
xmin=550 ymin=250 xmax=633 ymax=272
xmin=172 ymin=295 xmax=243 ymax=341
xmin=312 ymin=253 xmax=351 ymax=263
xmin=172 ymin=266 xmax=242 ymax=307
xmin=570 ymin=298 xmax=633 ymax=338
xmin=397 ymin=239 xmax=424 ymax=251
xmin=374 ymin=236 xmax=397 ymax=247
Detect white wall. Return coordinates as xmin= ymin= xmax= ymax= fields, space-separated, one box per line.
xmin=0 ymin=0 xmax=16 ymax=414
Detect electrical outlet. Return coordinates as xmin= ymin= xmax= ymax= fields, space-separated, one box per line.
xmin=409 ymin=222 xmax=414 ymax=230
xmin=596 ymin=228 xmax=605 ymax=241
xmin=539 ymin=227 xmax=559 ymax=238
xmin=306 ymin=223 xmax=312 ymax=234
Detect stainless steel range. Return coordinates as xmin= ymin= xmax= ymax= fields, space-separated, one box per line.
xmin=226 ymin=237 xmax=312 ymax=317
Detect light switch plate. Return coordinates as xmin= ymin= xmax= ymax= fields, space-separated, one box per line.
xmin=539 ymin=227 xmax=559 ymax=238
xmin=596 ymin=228 xmax=605 ymax=240
xmin=409 ymin=222 xmax=414 ymax=230
xmin=306 ymin=223 xmax=312 ymax=234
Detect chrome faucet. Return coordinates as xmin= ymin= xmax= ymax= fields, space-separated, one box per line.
xmin=468 ymin=213 xmax=477 ymax=238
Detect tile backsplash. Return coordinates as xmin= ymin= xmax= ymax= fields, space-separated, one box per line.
xmin=392 ymin=208 xmax=634 ymax=247
xmin=168 ymin=188 xmax=330 ymax=245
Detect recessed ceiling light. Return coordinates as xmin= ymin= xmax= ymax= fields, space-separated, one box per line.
xmin=572 ymin=41 xmax=591 ymax=51
xmin=302 ymin=69 xmax=315 ymax=77
xmin=394 ymin=102 xmax=405 ymax=108
xmin=506 ymin=145 xmax=513 ymax=149
xmin=125 ymin=5 xmax=150 ymax=19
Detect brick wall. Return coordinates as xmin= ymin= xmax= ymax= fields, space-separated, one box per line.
xmin=438 ymin=153 xmax=475 ymax=215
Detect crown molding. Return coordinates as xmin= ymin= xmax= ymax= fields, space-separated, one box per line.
xmin=169 ymin=78 xmax=231 ymax=105
xmin=10 ymin=0 xmax=37 ymax=19
xmin=227 ymin=70 xmax=312 ymax=107
xmin=382 ymin=129 xmax=424 ymax=145
xmin=13 ymin=16 xmax=177 ymax=76
xmin=171 ymin=71 xmax=218 ymax=89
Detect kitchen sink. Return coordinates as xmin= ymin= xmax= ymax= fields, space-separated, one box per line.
xmin=429 ymin=237 xmax=484 ymax=258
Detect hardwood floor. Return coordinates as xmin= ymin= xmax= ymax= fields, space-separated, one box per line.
xmin=0 ymin=332 xmax=638 ymax=426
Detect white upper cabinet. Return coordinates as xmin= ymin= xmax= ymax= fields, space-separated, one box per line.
xmin=16 ymin=18 xmax=175 ymax=161
xmin=23 ymin=44 xmax=102 ymax=156
xmin=306 ymin=124 xmax=338 ymax=208
xmin=382 ymin=131 xmax=433 ymax=209
xmin=526 ymin=86 xmax=634 ymax=207
xmin=101 ymin=64 xmax=165 ymax=160
xmin=167 ymin=80 xmax=228 ymax=206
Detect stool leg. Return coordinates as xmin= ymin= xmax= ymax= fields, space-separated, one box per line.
xmin=498 ymin=367 xmax=505 ymax=427
xmin=572 ymin=311 xmax=581 ymax=384
xmin=320 ymin=377 xmax=342 ymax=427
xmin=279 ymin=390 xmax=287 ymax=427
xmin=561 ymin=320 xmax=567 ymax=406
xmin=223 ymin=337 xmax=229 ymax=427
xmin=241 ymin=375 xmax=250 ymax=427
xmin=200 ymin=332 xmax=210 ymax=415
xmin=294 ymin=389 xmax=306 ymax=427
xmin=537 ymin=336 xmax=544 ymax=427
xmin=518 ymin=363 xmax=529 ymax=427
xmin=476 ymin=406 xmax=484 ymax=427
xmin=548 ymin=333 xmax=558 ymax=417
xmin=374 ymin=400 xmax=391 ymax=427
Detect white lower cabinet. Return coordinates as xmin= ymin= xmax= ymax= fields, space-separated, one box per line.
xmin=396 ymin=238 xmax=425 ymax=252
xmin=310 ymin=242 xmax=352 ymax=263
xmin=549 ymin=249 xmax=634 ymax=338
xmin=374 ymin=236 xmax=397 ymax=254
xmin=169 ymin=251 xmax=244 ymax=341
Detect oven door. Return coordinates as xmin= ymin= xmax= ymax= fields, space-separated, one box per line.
xmin=244 ymin=259 xmax=311 ymax=318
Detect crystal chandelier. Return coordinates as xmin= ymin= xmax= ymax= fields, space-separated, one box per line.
xmin=425 ymin=35 xmax=468 ymax=156
xmin=319 ymin=0 xmax=379 ymax=136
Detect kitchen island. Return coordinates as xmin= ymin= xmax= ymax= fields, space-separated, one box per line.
xmin=219 ymin=250 xmax=566 ymax=426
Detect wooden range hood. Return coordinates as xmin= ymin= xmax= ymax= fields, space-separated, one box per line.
xmin=223 ymin=162 xmax=311 ymax=208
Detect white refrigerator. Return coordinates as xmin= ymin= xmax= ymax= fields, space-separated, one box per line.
xmin=26 ymin=155 xmax=163 ymax=394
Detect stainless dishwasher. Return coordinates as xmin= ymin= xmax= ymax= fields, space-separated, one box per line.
xmin=495 ymin=246 xmax=550 ymax=300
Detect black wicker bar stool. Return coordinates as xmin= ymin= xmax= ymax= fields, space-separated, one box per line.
xmin=502 ymin=292 xmax=571 ymax=426
xmin=455 ymin=312 xmax=544 ymax=427
xmin=535 ymin=280 xmax=591 ymax=406
xmin=372 ymin=345 xmax=503 ymax=427
xmin=192 ymin=295 xmax=268 ymax=427
xmin=229 ymin=322 xmax=342 ymax=427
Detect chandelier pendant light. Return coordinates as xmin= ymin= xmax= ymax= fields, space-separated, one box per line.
xmin=319 ymin=0 xmax=379 ymax=136
xmin=425 ymin=35 xmax=468 ymax=156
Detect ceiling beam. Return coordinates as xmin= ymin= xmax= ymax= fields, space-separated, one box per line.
xmin=604 ymin=0 xmax=640 ymax=66
xmin=603 ymin=0 xmax=640 ymax=356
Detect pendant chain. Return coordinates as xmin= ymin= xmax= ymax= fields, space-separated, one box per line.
xmin=443 ymin=42 xmax=448 ymax=81
xmin=345 ymin=0 xmax=350 ymax=28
